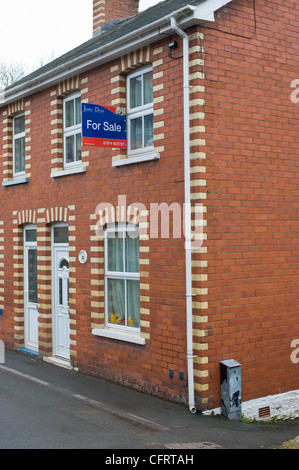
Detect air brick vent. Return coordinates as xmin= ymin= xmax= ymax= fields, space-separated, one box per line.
xmin=258 ymin=406 xmax=270 ymax=418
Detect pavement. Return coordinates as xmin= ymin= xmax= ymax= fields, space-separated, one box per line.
xmin=1 ymin=348 xmax=299 ymax=450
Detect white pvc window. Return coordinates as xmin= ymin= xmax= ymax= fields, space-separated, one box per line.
xmin=127 ymin=66 xmax=154 ymax=156
xmin=105 ymin=223 xmax=140 ymax=330
xmin=13 ymin=114 xmax=25 ymax=177
xmin=63 ymin=92 xmax=82 ymax=168
xmin=24 ymin=225 xmax=38 ymax=305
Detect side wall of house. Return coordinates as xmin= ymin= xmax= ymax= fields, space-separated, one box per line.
xmin=196 ymin=0 xmax=299 ymax=411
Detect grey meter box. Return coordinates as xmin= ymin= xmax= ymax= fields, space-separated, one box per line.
xmin=220 ymin=359 xmax=242 ymax=420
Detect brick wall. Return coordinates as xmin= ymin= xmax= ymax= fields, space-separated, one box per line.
xmin=197 ymin=0 xmax=299 ymax=409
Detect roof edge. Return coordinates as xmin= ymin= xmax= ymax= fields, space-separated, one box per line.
xmin=2 ymin=0 xmax=232 ymax=106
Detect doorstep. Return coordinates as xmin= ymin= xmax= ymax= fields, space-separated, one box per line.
xmin=43 ymin=356 xmax=73 ymax=370
xmin=19 ymin=348 xmax=39 ymax=357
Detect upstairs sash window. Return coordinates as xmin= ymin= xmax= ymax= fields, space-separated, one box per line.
xmin=13 ymin=114 xmax=25 ymax=177
xmin=127 ymin=66 xmax=154 ymax=156
xmin=63 ymin=92 xmax=82 ymax=167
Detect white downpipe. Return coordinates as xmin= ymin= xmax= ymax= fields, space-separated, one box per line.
xmin=170 ymin=17 xmax=196 ymax=414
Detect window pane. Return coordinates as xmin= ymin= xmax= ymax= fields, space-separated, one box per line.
xmin=126 ymin=233 xmax=139 ymax=273
xmin=76 ymin=132 xmax=82 ymax=161
xmin=14 ymin=115 xmax=25 ymax=134
xmin=28 ymin=249 xmax=37 ymax=304
xmin=65 ymin=99 xmax=74 ymax=128
xmin=130 ymin=75 xmax=142 ymax=109
xmin=59 ymin=258 xmax=69 ymax=269
xmin=144 ymin=114 xmax=154 ymax=147
xmin=54 ymin=226 xmax=68 ymax=244
xmin=14 ymin=137 xmax=25 ymax=173
xmin=130 ymin=117 xmax=142 ymax=150
xmin=127 ymin=280 xmax=140 ymax=328
xmin=59 ymin=278 xmax=63 ymax=306
xmin=143 ymin=71 xmax=153 ymax=105
xmin=75 ymin=97 xmax=81 ymax=125
xmin=25 ymin=229 xmax=37 ymax=242
xmin=108 ymin=278 xmax=125 ymax=325
xmin=65 ymin=135 xmax=75 ymax=164
xmin=108 ymin=234 xmax=123 ymax=272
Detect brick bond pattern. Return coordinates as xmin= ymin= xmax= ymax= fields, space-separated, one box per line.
xmin=93 ymin=0 xmax=139 ymax=35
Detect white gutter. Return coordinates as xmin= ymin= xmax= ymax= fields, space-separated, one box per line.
xmin=2 ymin=6 xmax=198 ymax=106
xmin=169 ymin=15 xmax=197 ymax=414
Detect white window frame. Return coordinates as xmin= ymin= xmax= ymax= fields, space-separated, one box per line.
xmin=13 ymin=113 xmax=26 ymax=178
xmin=104 ymin=223 xmax=140 ymax=334
xmin=23 ymin=224 xmax=38 ymax=352
xmin=127 ymin=66 xmax=154 ymax=158
xmin=63 ymin=91 xmax=82 ymax=169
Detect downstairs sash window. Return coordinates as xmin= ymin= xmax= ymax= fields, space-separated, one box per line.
xmin=105 ymin=224 xmax=140 ymax=330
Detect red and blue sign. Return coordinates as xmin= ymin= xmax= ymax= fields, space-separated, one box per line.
xmin=82 ymin=103 xmax=126 ymax=149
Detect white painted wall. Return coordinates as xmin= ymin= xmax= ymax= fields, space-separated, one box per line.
xmin=203 ymin=389 xmax=299 ymax=420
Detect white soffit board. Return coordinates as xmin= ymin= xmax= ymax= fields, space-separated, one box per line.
xmin=194 ymin=0 xmax=233 ymax=22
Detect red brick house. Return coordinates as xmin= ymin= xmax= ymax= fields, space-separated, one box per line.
xmin=0 ymin=0 xmax=299 ymax=420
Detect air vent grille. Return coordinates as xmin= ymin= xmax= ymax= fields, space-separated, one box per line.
xmin=258 ymin=406 xmax=270 ymax=418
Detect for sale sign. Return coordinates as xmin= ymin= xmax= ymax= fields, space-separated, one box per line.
xmin=82 ymin=103 xmax=126 ymax=149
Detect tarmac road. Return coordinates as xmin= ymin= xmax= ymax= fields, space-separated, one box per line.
xmin=0 ymin=348 xmax=298 ymax=450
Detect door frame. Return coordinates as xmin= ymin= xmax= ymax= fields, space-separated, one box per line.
xmin=51 ymin=222 xmax=70 ymax=360
xmin=24 ymin=224 xmax=38 ymax=352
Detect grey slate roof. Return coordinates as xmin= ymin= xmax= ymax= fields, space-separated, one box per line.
xmin=6 ymin=0 xmax=205 ymax=91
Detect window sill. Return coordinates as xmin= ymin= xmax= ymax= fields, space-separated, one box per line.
xmin=112 ymin=153 xmax=160 ymax=167
xmin=51 ymin=166 xmax=86 ymax=178
xmin=2 ymin=177 xmax=29 ymax=187
xmin=92 ymin=327 xmax=146 ymax=345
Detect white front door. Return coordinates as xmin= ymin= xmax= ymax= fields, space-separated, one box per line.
xmin=52 ymin=227 xmax=70 ymax=360
xmin=53 ymin=248 xmax=70 ymax=359
xmin=24 ymin=226 xmax=38 ymax=352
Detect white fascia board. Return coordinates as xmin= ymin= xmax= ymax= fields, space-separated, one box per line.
xmin=2 ymin=1 xmax=233 ymax=106
xmin=194 ymin=0 xmax=233 ymax=22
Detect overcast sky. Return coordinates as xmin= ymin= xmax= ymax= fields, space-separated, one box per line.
xmin=0 ymin=0 xmax=161 ymax=72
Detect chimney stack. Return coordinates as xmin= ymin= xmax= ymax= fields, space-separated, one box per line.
xmin=93 ymin=0 xmax=140 ymax=36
